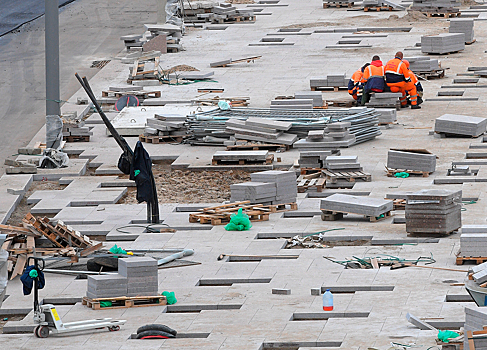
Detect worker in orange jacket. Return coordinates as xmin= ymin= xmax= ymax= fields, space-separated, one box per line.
xmin=384 ymin=51 xmax=421 ymax=109
xmin=403 ymin=60 xmax=423 ymax=106
xmin=361 ymin=55 xmax=385 ymax=106
xmin=347 ymin=63 xmax=369 ymax=105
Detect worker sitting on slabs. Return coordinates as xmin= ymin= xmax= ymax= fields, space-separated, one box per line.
xmin=385 ymin=51 xmax=421 ymax=109
xmin=403 ymin=60 xmax=424 ymax=106
xmin=361 ymin=55 xmax=385 ymax=106
xmin=347 ymin=63 xmax=369 ymax=105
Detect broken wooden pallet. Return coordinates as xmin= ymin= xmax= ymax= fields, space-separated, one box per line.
xmin=424 ymin=11 xmax=460 ymax=18
xmin=322 ymin=169 xmax=371 ymax=183
xmin=297 ymin=177 xmax=325 ymax=193
xmin=321 ymin=210 xmax=392 ymax=222
xmin=386 ymin=168 xmax=432 ymax=178
xmin=363 ymin=5 xmax=394 ymax=11
xmin=416 ymin=69 xmax=445 ymax=80
xmin=189 ymin=211 xmax=270 ymax=225
xmin=63 ymin=135 xmax=90 ymax=142
xmin=139 ymin=134 xmax=188 ymax=144
xmin=212 ymin=154 xmax=274 ymax=165
xmin=82 ymin=295 xmax=166 ymax=310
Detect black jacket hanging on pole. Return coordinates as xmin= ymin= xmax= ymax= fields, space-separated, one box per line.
xmin=130 ymin=141 xmax=154 ymax=203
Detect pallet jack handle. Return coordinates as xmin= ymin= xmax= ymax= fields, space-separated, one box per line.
xmin=27 ymin=257 xmax=45 ymax=315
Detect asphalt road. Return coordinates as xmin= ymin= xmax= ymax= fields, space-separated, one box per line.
xmin=0 ymin=0 xmax=153 ymax=174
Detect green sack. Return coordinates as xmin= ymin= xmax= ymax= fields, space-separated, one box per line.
xmin=394 ymin=172 xmax=410 ymax=178
xmin=100 ymin=301 xmax=112 ymax=308
xmin=438 ymin=330 xmax=460 ymax=343
xmin=224 ymin=208 xmax=252 ymax=231
xmin=109 ymin=244 xmax=127 ymax=255
xmin=162 ymin=291 xmax=177 ymax=305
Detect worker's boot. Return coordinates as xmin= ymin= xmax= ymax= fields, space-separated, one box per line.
xmin=400 ymin=104 xmax=408 ymax=108
xmin=411 ymin=104 xmax=421 ymax=109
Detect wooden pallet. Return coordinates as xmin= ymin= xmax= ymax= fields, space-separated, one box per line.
xmin=322 ymin=169 xmax=371 ymax=183
xmin=416 ymin=69 xmax=445 ymax=80
xmin=323 ymin=1 xmax=354 ymax=8
xmin=297 ymin=177 xmax=326 ymax=193
xmin=466 ymin=39 xmax=476 ymax=45
xmin=197 ymin=88 xmax=224 ymax=93
xmin=424 ymin=11 xmax=460 ymax=18
xmin=63 ymin=135 xmax=90 ymax=142
xmin=226 ymin=143 xmax=289 ymax=152
xmin=321 ymin=210 xmax=392 ymax=222
xmin=139 ymin=134 xmax=188 ymax=144
xmin=212 ymin=154 xmax=274 ymax=165
xmin=101 ymin=90 xmax=161 ymax=98
xmin=364 ymin=5 xmax=393 ymax=11
xmin=300 ymin=167 xmax=324 ymax=175
xmin=82 ymin=295 xmax=166 ymax=310
xmin=386 ymin=168 xmax=432 ymax=178
xmin=456 ymin=255 xmax=487 ymax=265
xmin=189 ymin=211 xmax=270 ymax=225
xmin=311 ymin=86 xmax=347 ymax=92
xmin=389 ymin=198 xmax=406 ymax=211
xmin=211 ymin=15 xmax=256 ymax=24
xmin=264 ymin=203 xmax=298 ymax=213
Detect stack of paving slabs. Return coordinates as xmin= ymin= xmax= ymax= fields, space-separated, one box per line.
xmin=434 ymin=114 xmax=487 ymax=137
xmin=310 ymin=74 xmax=348 ymax=90
xmin=449 ymin=19 xmax=474 ymax=43
xmin=120 ymin=34 xmax=144 ymax=50
xmin=421 ymin=33 xmax=465 ymax=55
xmin=144 ymin=24 xmax=182 ymax=53
xmin=225 ymin=117 xmax=298 ymax=145
xmin=323 ymin=0 xmax=354 ymax=5
xmin=144 ymin=114 xmax=188 ymax=142
xmin=387 ymin=149 xmax=436 ymax=173
xmin=270 ymin=99 xmax=314 ymax=110
xmin=320 ymin=194 xmax=393 ymax=220
xmin=404 ymin=57 xmax=440 ymax=72
xmin=405 ymin=189 xmax=462 ymax=235
xmin=299 ymin=150 xmax=332 ymax=168
xmin=411 ymin=0 xmax=460 ymax=12
xmin=464 ymin=306 xmax=487 ymax=350
xmin=293 ymin=122 xmax=356 ymax=149
xmin=230 ymin=182 xmax=277 ymax=205
xmin=62 ymin=119 xmax=92 ymax=142
xmin=375 ymin=108 xmax=397 ymax=124
xmin=250 ymin=170 xmax=297 ymax=205
xmin=294 ymin=91 xmax=324 ymax=107
xmin=86 ymin=257 xmax=158 ymax=299
xmin=324 ymin=155 xmax=362 ymax=188
xmin=183 ymin=0 xmax=217 ymax=23
xmin=212 ymin=150 xmax=273 ymax=165
xmin=366 ymin=92 xmax=402 ymax=109
xmin=460 ymin=234 xmax=487 ymax=257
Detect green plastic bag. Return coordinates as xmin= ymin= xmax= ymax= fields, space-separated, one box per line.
xmin=394 ymin=172 xmax=410 ymax=178
xmin=162 ymin=291 xmax=177 ymax=305
xmin=224 ymin=208 xmax=252 ymax=231
xmin=100 ymin=301 xmax=112 ymax=308
xmin=109 ymin=244 xmax=127 ymax=255
xmin=438 ymin=330 xmax=460 ymax=343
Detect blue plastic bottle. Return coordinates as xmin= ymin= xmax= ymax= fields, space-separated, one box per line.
xmin=322 ymin=289 xmax=333 ymax=311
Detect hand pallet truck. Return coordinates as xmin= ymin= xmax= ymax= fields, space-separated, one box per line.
xmin=30 ymin=257 xmax=126 ymax=338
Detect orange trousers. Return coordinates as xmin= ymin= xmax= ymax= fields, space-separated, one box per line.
xmin=387 ymin=81 xmax=418 ymax=106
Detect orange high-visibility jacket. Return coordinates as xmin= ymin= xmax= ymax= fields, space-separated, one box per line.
xmin=384 ymin=58 xmax=409 ymax=84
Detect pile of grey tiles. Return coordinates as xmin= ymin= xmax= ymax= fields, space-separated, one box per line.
xmin=434 ymin=114 xmax=487 ymax=137
xmin=404 ymin=56 xmax=440 ymax=72
xmin=250 ymin=170 xmax=297 ymax=204
xmin=183 ymin=0 xmax=217 ymax=23
xmin=310 ymin=74 xmax=348 ymax=90
xmin=294 ymin=91 xmax=323 ymax=107
xmin=320 ymin=194 xmax=393 ymax=218
xmin=299 ymin=150 xmax=333 ymax=168
xmin=449 ymin=19 xmax=475 ymax=43
xmin=145 ymin=114 xmax=188 ymax=137
xmin=387 ymin=149 xmax=436 ymax=173
xmin=411 ymin=0 xmax=460 ymax=13
xmin=375 ymin=108 xmax=397 ymax=124
xmin=225 ymin=117 xmax=298 ymax=145
xmin=464 ymin=306 xmax=487 ymax=350
xmin=421 ymin=33 xmax=465 ymax=55
xmin=270 ymin=99 xmax=313 ymax=110
xmin=405 ymin=189 xmax=462 ymax=235
xmin=293 ymin=122 xmax=356 ymax=149
xmin=366 ymin=92 xmax=402 ymax=109
xmin=323 ymin=0 xmax=354 ymax=5
xmin=325 ymin=155 xmax=362 ymax=172
xmin=213 ymin=150 xmax=270 ymax=164
xmin=461 ymin=234 xmax=487 ymax=257
xmin=230 ymin=182 xmax=277 ymax=204
xmin=86 ymin=257 xmax=158 ymax=299
xmin=62 ymin=118 xmax=93 ymax=140
xmin=185 ymin=2 xmax=254 ymax=23
xmin=144 ymin=24 xmax=182 ymax=53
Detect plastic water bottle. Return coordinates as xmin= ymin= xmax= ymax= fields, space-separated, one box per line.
xmin=322 ymin=289 xmax=333 ymax=311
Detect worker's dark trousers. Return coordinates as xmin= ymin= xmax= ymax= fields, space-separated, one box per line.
xmin=360 ymin=90 xmax=371 ymax=106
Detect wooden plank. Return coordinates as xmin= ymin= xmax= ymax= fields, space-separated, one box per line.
xmin=371 ymin=258 xmax=379 ymax=269
xmin=10 ymin=254 xmax=27 ymax=280
xmin=80 ymin=242 xmax=103 ymax=257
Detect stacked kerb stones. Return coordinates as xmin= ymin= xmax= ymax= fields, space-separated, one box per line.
xmin=461 ymin=234 xmax=487 ymax=257
xmin=119 ymin=257 xmax=159 ymax=297
xmin=434 ymin=114 xmax=487 ymax=137
xmin=366 ymin=92 xmax=402 ymax=109
xmin=325 ymin=156 xmax=362 ymax=171
xmin=449 ymin=19 xmax=474 ymax=43
xmin=294 ymin=91 xmax=324 ymax=107
xmin=299 ymin=150 xmax=333 ymax=168
xmin=250 ymin=170 xmax=297 ymax=204
xmin=375 ymin=108 xmax=397 ymax=124
xmin=86 ymin=275 xmax=129 ymax=299
xmin=387 ymin=149 xmax=436 ymax=173
xmin=404 ymin=57 xmax=440 ymax=72
xmin=405 ymin=189 xmax=462 ymax=235
xmin=320 ymin=194 xmax=393 ymax=217
xmin=144 ymin=114 xmax=188 ymax=137
xmin=293 ymin=122 xmax=356 ymax=149
xmin=421 ymin=33 xmax=465 ymax=55
xmin=310 ymin=74 xmax=348 ymax=89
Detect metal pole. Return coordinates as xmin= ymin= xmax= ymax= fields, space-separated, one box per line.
xmin=157 ymin=0 xmax=167 ymax=24
xmin=45 ymin=0 xmax=61 ymax=116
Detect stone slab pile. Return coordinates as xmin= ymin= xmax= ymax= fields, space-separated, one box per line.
xmin=120 ymin=34 xmax=144 ymax=50
xmin=299 ymin=150 xmax=332 ymax=168
xmin=421 ymin=33 xmax=465 ymax=55
xmin=145 ymin=114 xmax=188 ymax=137
xmin=387 ymin=149 xmax=436 ymax=173
xmin=86 ymin=257 xmax=158 ymax=299
xmin=411 ymin=0 xmax=460 ymax=12
xmin=294 ymin=91 xmax=324 ymax=107
xmin=325 ymin=155 xmax=362 ymax=171
xmin=225 ymin=117 xmax=298 ymax=145
xmin=184 ymin=2 xmax=254 ymax=23
xmin=404 ymin=57 xmax=440 ymax=72
xmin=310 ymin=74 xmax=347 ymax=89
xmin=465 ymin=306 xmax=487 ymax=350
xmin=293 ymin=122 xmax=356 ymax=149
xmin=405 ymin=189 xmax=462 ymax=235
xmin=250 ymin=170 xmax=297 ymax=204
xmin=144 ymin=24 xmax=182 ymax=53
xmin=230 ymin=182 xmax=277 ymax=204
xmin=270 ymin=99 xmax=314 ymax=110
xmin=375 ymin=108 xmax=397 ymax=124
xmin=320 ymin=194 xmax=393 ymax=217
xmin=449 ymin=18 xmax=474 ymax=43
xmin=435 ymin=114 xmax=487 ymax=137
xmin=213 ymin=150 xmax=269 ymax=163
xmin=460 ymin=234 xmax=487 ymax=257
xmin=366 ymin=92 xmax=402 ymax=109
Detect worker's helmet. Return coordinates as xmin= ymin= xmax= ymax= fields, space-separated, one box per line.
xmin=403 ymin=60 xmax=410 ymax=68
